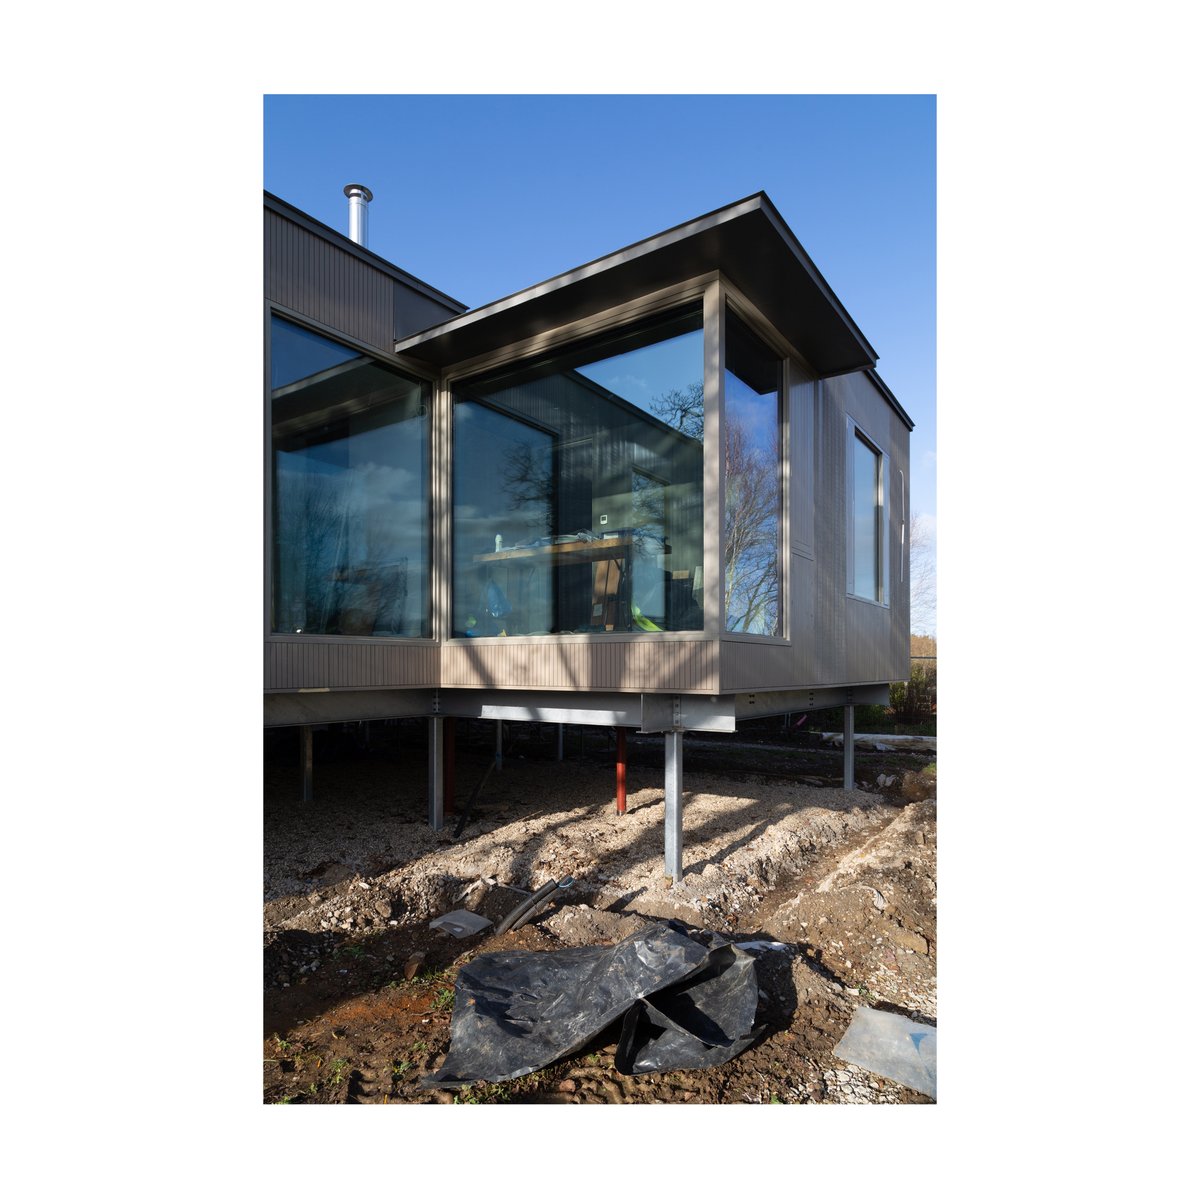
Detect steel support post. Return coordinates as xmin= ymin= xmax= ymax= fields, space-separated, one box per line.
xmin=301 ymin=725 xmax=313 ymax=804
xmin=444 ymin=716 xmax=456 ymax=816
xmin=664 ymin=730 xmax=683 ymax=881
xmin=616 ymin=727 xmax=627 ymax=816
xmin=843 ymin=704 xmax=855 ymax=790
xmin=495 ymin=720 xmax=503 ymax=772
xmin=556 ymin=723 xmax=564 ymax=762
xmin=428 ymin=716 xmax=445 ymax=830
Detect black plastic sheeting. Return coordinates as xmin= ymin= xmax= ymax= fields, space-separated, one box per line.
xmin=422 ymin=921 xmax=764 ymax=1088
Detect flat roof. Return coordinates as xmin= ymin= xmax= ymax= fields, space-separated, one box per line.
xmin=394 ymin=192 xmax=879 ymax=378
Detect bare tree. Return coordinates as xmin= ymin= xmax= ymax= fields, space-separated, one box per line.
xmin=908 ymin=512 xmax=937 ymax=636
xmin=500 ymin=441 xmax=553 ymax=536
xmin=650 ymin=381 xmax=703 ymax=440
xmin=723 ymin=415 xmax=780 ymax=634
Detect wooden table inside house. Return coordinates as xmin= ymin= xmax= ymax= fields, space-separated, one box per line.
xmin=475 ymin=534 xmax=668 ymax=632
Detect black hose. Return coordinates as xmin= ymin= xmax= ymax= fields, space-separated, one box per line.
xmin=452 ymin=759 xmax=496 ymax=839
xmin=495 ymin=879 xmax=561 ymax=935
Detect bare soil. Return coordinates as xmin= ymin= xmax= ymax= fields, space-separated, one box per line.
xmin=263 ymin=720 xmax=936 ymax=1104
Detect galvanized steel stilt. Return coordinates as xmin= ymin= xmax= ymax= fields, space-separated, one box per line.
xmin=664 ymin=730 xmax=683 ymax=881
xmin=556 ymin=723 xmax=564 ymax=761
xmin=843 ymin=704 xmax=855 ymax=790
xmin=428 ymin=715 xmax=445 ymax=830
xmin=495 ymin=720 xmax=503 ymax=772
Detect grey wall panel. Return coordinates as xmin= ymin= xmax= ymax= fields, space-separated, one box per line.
xmin=792 ymin=552 xmax=817 ymax=681
xmin=265 ymin=641 xmax=439 ymax=692
xmin=823 ymin=371 xmax=911 ymax=684
xmin=440 ymin=638 xmax=718 ymax=693
xmin=265 ymin=210 xmax=394 ymax=351
xmin=812 ymin=375 xmax=848 ymax=683
xmin=789 ymin=358 xmax=815 ymax=557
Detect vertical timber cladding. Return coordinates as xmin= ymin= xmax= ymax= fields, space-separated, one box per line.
xmin=439 ymin=639 xmax=719 ymax=693
xmin=264 ymin=209 xmax=395 ymax=349
xmin=264 ymin=641 xmax=440 ymax=692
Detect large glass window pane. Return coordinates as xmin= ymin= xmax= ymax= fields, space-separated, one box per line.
xmin=852 ymin=432 xmax=882 ymax=601
xmin=724 ymin=311 xmax=782 ymax=636
xmin=452 ymin=307 xmax=704 ymax=636
xmin=271 ymin=316 xmax=430 ymax=637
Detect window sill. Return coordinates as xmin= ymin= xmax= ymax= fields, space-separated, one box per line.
xmin=846 ymin=593 xmax=890 ymax=611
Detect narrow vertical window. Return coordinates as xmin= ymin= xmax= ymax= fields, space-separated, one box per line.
xmin=724 ymin=311 xmax=782 ymax=636
xmin=851 ymin=430 xmax=883 ymax=602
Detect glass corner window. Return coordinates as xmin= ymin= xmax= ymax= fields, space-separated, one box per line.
xmin=270 ymin=315 xmax=431 ymax=637
xmin=723 ymin=310 xmax=782 ymax=636
xmin=451 ymin=306 xmax=705 ymax=637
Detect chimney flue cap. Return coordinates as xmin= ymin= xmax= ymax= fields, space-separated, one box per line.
xmin=343 ymin=183 xmax=373 ymax=202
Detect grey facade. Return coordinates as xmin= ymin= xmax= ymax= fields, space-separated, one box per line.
xmin=264 ymin=189 xmax=914 ymax=877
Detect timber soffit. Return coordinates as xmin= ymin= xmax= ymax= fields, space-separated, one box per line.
xmin=392 ymin=192 xmax=880 ymax=379
xmin=264 ymin=191 xmax=468 ymax=315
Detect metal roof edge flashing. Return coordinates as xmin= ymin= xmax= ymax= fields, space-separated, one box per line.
xmin=865 ymin=367 xmax=916 ymax=431
xmin=394 ymin=193 xmax=768 ymax=354
xmin=391 ymin=192 xmax=882 ymax=380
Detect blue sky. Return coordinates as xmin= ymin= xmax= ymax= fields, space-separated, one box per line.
xmin=264 ymin=93 xmax=936 ymax=563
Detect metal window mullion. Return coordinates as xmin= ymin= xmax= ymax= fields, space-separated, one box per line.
xmin=703 ymin=279 xmax=724 ymax=637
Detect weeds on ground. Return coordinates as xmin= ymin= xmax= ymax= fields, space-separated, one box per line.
xmin=453 ymin=1081 xmax=512 ymax=1104
xmin=431 ymin=987 xmax=455 ymax=1013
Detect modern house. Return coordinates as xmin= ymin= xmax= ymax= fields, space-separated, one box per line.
xmin=264 ymin=186 xmax=914 ymax=879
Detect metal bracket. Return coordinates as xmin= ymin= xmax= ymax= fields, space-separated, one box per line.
xmin=640 ymin=693 xmax=736 ymax=734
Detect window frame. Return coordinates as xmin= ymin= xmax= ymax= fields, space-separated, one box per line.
xmin=264 ymin=303 xmax=439 ymax=644
xmin=720 ymin=302 xmax=787 ymax=638
xmin=443 ymin=291 xmax=712 ymax=644
xmin=845 ymin=417 xmax=890 ymax=607
xmin=719 ymin=295 xmax=790 ymax=643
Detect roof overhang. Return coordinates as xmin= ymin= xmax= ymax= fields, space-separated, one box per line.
xmin=393 ymin=193 xmax=879 ymax=378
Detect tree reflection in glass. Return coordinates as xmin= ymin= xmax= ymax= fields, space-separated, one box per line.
xmin=724 ymin=312 xmax=782 ymax=636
